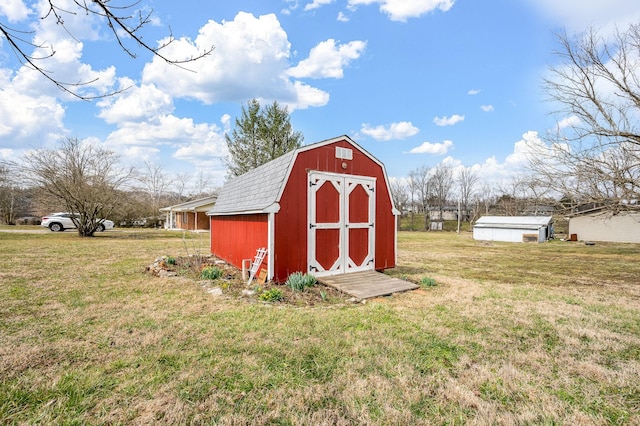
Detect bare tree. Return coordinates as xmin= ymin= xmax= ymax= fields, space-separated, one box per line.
xmin=0 ymin=162 xmax=32 ymax=225
xmin=172 ymin=173 xmax=192 ymax=203
xmin=474 ymin=181 xmax=496 ymax=220
xmin=409 ymin=165 xmax=431 ymax=231
xmin=430 ymin=164 xmax=454 ymax=227
xmin=406 ymin=172 xmax=419 ymax=231
xmin=530 ymin=24 xmax=640 ymax=212
xmin=496 ymin=175 xmax=527 ymax=216
xmin=22 ymin=138 xmax=134 ymax=236
xmin=191 ymin=171 xmax=217 ymax=198
xmin=457 ymin=166 xmax=478 ymax=222
xmin=389 ymin=179 xmax=409 ymax=230
xmin=1 ymin=1 xmax=213 ymax=99
xmin=137 ymin=161 xmax=173 ymax=216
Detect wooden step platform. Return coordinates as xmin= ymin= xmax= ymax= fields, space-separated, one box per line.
xmin=317 ymin=270 xmax=419 ymax=299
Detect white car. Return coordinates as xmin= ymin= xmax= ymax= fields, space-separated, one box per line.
xmin=41 ymin=212 xmax=115 ymax=232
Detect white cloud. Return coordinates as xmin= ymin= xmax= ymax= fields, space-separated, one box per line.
xmin=468 ymin=89 xmax=481 ymax=95
xmin=0 ymin=0 xmax=31 ymax=22
xmin=97 ymin=84 xmax=174 ymax=124
xmin=105 ymin=115 xmax=223 ymax=148
xmin=0 ymin=148 xmax=15 ymax=160
xmin=103 ymin=114 xmax=230 ymax=185
xmin=220 ymin=114 xmax=232 ymax=133
xmin=142 ymin=12 xmax=332 ymax=110
xmin=337 ymin=11 xmax=350 ymax=22
xmin=408 ymin=140 xmax=453 ymax=155
xmin=433 ymin=114 xmax=464 ymax=126
xmin=467 ymin=131 xmax=547 ymax=184
xmin=361 ymin=121 xmax=419 ymax=140
xmin=348 ymin=0 xmax=454 ymax=22
xmin=287 ymin=39 xmax=367 ymax=79
xmin=289 ymin=81 xmax=331 ymax=109
xmin=0 ymin=87 xmax=66 ymax=147
xmin=480 ymin=104 xmax=494 ymax=112
xmin=557 ymin=115 xmax=580 ymax=129
xmin=305 ymin=0 xmax=334 ymax=11
xmin=526 ymin=0 xmax=640 ymax=35
xmin=142 ymin=13 xmax=289 ymax=101
xmin=394 ymin=132 xmax=564 ymax=191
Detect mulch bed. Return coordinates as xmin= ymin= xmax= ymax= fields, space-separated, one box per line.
xmin=146 ymin=254 xmax=351 ymax=306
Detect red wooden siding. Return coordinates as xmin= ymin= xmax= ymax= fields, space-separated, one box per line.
xmin=272 ymin=139 xmax=395 ymax=281
xmin=210 ymin=214 xmax=268 ymax=271
xmin=348 ymin=228 xmax=369 ymax=266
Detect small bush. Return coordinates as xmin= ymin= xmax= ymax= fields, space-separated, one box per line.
xmin=259 ymin=288 xmax=284 ymax=302
xmin=201 ymin=266 xmax=223 ymax=280
xmin=286 ymin=272 xmax=317 ymax=291
xmin=420 ymin=277 xmax=436 ymax=287
xmin=165 ymin=256 xmax=177 ymax=265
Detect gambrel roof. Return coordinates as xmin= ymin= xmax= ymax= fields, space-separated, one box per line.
xmin=209 ymin=135 xmax=394 ymax=216
xmin=210 ymin=150 xmax=296 ymax=215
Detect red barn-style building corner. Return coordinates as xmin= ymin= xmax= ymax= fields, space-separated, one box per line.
xmin=208 ymin=135 xmax=399 ymax=283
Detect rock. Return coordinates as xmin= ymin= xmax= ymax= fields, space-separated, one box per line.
xmin=242 ymin=289 xmax=256 ymax=296
xmin=207 ymin=287 xmax=223 ymax=296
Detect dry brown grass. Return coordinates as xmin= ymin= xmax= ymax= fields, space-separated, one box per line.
xmin=1 ymin=228 xmax=639 ymax=424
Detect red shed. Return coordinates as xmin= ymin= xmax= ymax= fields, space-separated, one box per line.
xmin=208 ymin=135 xmax=398 ymax=282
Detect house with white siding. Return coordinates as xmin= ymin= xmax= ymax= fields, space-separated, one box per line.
xmin=568 ymin=208 xmax=640 ymax=243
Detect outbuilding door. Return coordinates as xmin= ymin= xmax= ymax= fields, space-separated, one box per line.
xmin=308 ymin=171 xmax=376 ymax=277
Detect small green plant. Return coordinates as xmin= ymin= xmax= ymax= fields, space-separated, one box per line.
xmin=259 ymin=288 xmax=284 ymax=302
xmin=201 ymin=266 xmax=223 ymax=280
xmin=286 ymin=272 xmax=317 ymax=291
xmin=320 ymin=290 xmax=328 ymax=301
xmin=420 ymin=277 xmax=436 ymax=287
xmin=165 ymin=255 xmax=177 ymax=265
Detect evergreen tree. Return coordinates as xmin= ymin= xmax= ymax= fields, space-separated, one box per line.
xmin=225 ymin=99 xmax=303 ymax=177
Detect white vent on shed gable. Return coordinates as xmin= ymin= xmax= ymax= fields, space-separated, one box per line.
xmin=336 ymin=147 xmax=353 ymax=160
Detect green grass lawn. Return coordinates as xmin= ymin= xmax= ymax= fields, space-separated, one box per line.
xmin=1 ymin=227 xmax=639 ymax=424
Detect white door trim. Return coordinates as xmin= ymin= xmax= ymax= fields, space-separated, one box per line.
xmin=307 ymin=171 xmax=376 ymax=277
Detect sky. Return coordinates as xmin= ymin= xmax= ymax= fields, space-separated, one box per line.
xmin=1 ymin=0 xmax=640 ymax=193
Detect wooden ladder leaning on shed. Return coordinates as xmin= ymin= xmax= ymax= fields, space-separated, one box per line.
xmin=247 ymin=248 xmax=268 ymax=285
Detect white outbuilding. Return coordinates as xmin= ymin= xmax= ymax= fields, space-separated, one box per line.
xmin=473 ymin=216 xmax=554 ymax=243
xmin=568 ymin=208 xmax=640 ymax=243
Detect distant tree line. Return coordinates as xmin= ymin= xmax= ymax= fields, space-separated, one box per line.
xmin=0 ymin=139 xmax=219 ymax=234
xmin=389 ymin=167 xmax=564 ymax=232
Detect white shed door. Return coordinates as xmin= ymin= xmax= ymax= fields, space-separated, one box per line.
xmin=307 ymin=172 xmax=376 ymax=277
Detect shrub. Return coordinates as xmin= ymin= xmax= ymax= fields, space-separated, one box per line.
xmin=420 ymin=277 xmax=436 ymax=287
xmin=286 ymin=272 xmax=317 ymax=291
xmin=165 ymin=255 xmax=177 ymax=265
xmin=259 ymin=288 xmax=284 ymax=302
xmin=201 ymin=266 xmax=223 ymax=280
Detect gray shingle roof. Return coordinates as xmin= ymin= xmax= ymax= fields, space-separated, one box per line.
xmin=210 ymin=150 xmax=296 ymax=215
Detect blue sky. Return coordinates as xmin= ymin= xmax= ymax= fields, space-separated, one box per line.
xmin=1 ymin=0 xmax=640 ymax=193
